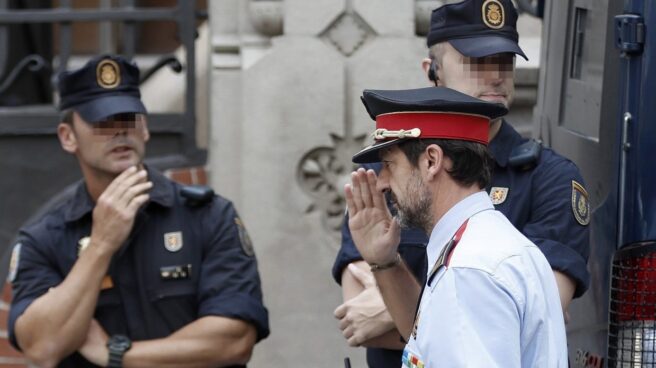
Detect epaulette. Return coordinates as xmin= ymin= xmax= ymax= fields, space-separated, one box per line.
xmin=180 ymin=185 xmax=214 ymax=207
xmin=508 ymin=139 xmax=542 ymax=170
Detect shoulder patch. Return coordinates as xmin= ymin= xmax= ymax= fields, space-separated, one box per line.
xmin=235 ymin=218 xmax=255 ymax=257
xmin=571 ymin=180 xmax=590 ymax=226
xmin=489 ymin=187 xmax=509 ymax=205
xmin=8 ymin=243 xmax=21 ymax=283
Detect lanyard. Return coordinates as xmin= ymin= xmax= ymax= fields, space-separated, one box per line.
xmin=411 ymin=219 xmax=470 ymax=340
xmin=427 ymin=219 xmax=469 ymax=287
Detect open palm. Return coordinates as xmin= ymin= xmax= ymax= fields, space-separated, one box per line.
xmin=344 ymin=169 xmax=400 ymax=265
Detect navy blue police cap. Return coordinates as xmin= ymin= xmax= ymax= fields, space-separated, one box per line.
xmin=427 ymin=0 xmax=527 ymax=60
xmin=353 ymin=87 xmax=508 ymax=164
xmin=57 ymin=54 xmax=146 ymax=122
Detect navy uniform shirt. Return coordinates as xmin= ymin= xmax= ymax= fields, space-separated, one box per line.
xmin=8 ymin=168 xmax=269 ymax=367
xmin=332 ymin=120 xmax=590 ymax=367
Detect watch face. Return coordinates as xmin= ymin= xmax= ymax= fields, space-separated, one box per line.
xmin=109 ymin=335 xmax=132 ymax=351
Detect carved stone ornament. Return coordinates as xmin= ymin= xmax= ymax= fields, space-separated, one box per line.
xmin=248 ymin=0 xmax=284 ymax=37
xmin=321 ymin=12 xmax=375 ymax=57
xmin=297 ymin=133 xmax=367 ymax=241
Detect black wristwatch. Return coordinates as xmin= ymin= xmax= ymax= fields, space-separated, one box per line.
xmin=107 ymin=334 xmax=131 ymax=368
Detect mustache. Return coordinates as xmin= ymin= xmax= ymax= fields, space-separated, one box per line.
xmin=106 ymin=136 xmax=136 ymax=151
xmin=386 ymin=191 xmax=399 ymax=215
xmin=479 ymin=90 xmax=507 ymax=96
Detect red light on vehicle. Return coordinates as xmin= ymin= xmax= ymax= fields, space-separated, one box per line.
xmin=608 ymin=242 xmax=656 ymax=366
xmin=613 ymin=256 xmax=656 ymax=321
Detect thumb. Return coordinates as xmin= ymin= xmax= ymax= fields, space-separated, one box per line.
xmin=388 ymin=217 xmax=401 ymax=241
xmin=348 ymin=263 xmax=376 ymax=289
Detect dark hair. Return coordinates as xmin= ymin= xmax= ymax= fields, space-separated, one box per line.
xmin=60 ymin=109 xmax=74 ymax=125
xmin=397 ymin=138 xmax=493 ymax=189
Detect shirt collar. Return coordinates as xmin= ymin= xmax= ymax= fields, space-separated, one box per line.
xmin=63 ymin=166 xmax=175 ymax=223
xmin=426 ymin=191 xmax=494 ymax=270
xmin=488 ymin=120 xmax=523 ymax=168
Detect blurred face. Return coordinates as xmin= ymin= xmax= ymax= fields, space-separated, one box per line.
xmin=436 ymin=42 xmax=515 ymax=108
xmin=59 ymin=112 xmax=149 ymax=177
xmin=377 ymin=146 xmax=433 ymax=232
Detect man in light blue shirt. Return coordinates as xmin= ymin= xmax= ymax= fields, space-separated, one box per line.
xmin=344 ymin=86 xmax=567 ymax=367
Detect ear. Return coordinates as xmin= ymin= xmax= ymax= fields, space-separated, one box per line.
xmin=57 ymin=123 xmax=77 ymax=154
xmin=140 ymin=118 xmax=150 ymax=143
xmin=421 ymin=58 xmax=432 ymax=79
xmin=423 ymin=144 xmax=445 ymax=181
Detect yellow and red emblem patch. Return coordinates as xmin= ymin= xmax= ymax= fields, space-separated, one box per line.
xmin=571 ymin=180 xmax=590 ymax=226
xmin=164 ymin=231 xmax=184 ymax=252
xmin=489 ymin=186 xmax=509 ymax=205
xmin=482 ymin=0 xmax=505 ymax=29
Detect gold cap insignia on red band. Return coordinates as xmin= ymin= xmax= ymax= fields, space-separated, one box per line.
xmin=373 ymin=128 xmax=422 ymax=140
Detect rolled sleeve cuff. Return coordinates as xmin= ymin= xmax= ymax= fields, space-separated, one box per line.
xmin=534 ymin=238 xmax=590 ymax=298
xmin=8 ymin=297 xmax=33 ymax=351
xmin=199 ymin=294 xmax=270 ymax=342
xmin=331 ymin=246 xmax=363 ymax=285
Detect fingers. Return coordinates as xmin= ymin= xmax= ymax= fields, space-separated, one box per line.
xmin=359 ymin=170 xmax=374 ymax=208
xmin=334 ymin=303 xmax=346 ymax=319
xmin=126 ymin=193 xmax=150 ymax=214
xmin=350 ymin=170 xmax=365 ymax=212
xmin=114 ymin=169 xmax=149 ymax=204
xmin=342 ymin=325 xmax=354 ymax=341
xmin=344 ymin=184 xmax=356 ymax=218
xmin=385 ymin=217 xmax=402 ymax=245
xmin=347 ymin=263 xmax=375 ymax=289
xmin=103 ymin=165 xmax=138 ymax=195
xmin=348 ymin=168 xmax=379 ymax=213
xmin=338 ymin=315 xmax=350 ymax=331
xmin=366 ymin=170 xmax=386 ymax=211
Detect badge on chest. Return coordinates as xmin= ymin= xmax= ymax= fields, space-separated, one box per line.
xmin=160 ymin=264 xmax=192 ymax=280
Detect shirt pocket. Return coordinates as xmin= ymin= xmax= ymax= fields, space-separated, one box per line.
xmin=147 ymin=281 xmax=198 ymax=333
xmin=94 ymin=288 xmax=127 ymax=335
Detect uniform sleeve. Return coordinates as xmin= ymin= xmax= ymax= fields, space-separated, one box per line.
xmin=331 ymin=214 xmax=364 ymax=284
xmin=8 ymin=234 xmax=64 ymax=350
xmin=421 ymin=267 xmax=522 ymax=368
xmin=197 ymin=199 xmax=270 ymax=341
xmin=522 ymin=157 xmax=590 ymax=297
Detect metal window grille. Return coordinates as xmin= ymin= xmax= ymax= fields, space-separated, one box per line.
xmin=0 ymin=0 xmax=207 ymax=164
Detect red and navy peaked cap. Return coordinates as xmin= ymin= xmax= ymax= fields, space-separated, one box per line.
xmin=352 ymin=87 xmax=508 ymax=164
xmin=427 ymin=0 xmax=527 ymax=60
xmin=57 ymin=54 xmax=146 ymax=122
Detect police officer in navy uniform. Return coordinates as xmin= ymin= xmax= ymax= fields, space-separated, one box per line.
xmin=333 ymin=1 xmax=590 ymax=366
xmin=7 ymin=55 xmax=269 ymax=367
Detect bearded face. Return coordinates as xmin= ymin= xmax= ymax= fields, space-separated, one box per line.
xmin=390 ymin=168 xmax=433 ymax=233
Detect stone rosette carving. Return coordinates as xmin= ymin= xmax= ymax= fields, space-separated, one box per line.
xmin=297 ymin=134 xmax=367 ymax=241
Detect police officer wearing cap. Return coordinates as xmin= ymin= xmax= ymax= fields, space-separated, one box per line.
xmin=333 ymin=0 xmax=589 ymax=365
xmin=7 ymin=55 xmax=269 ymax=367
xmin=345 ymin=86 xmax=568 ymax=367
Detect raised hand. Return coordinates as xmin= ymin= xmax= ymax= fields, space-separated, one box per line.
xmin=344 ymin=168 xmax=400 ymax=265
xmin=90 ymin=166 xmax=152 ymax=254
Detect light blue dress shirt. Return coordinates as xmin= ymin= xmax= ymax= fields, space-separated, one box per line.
xmin=402 ymin=191 xmax=567 ymax=367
